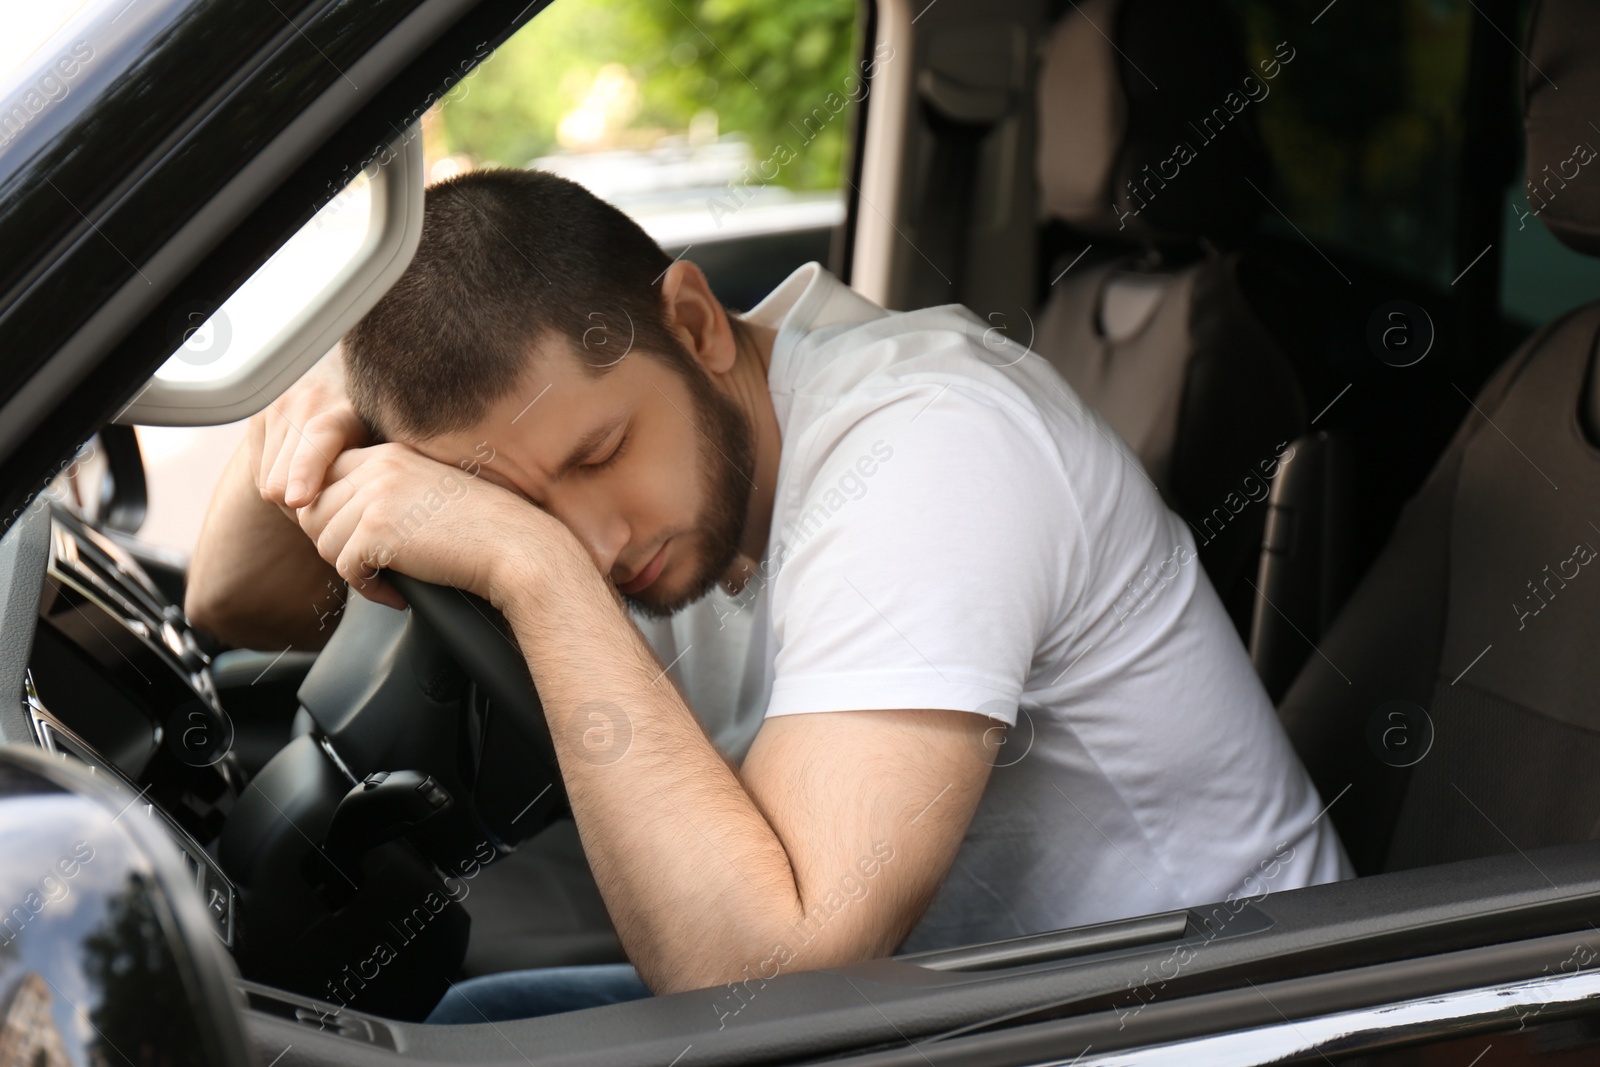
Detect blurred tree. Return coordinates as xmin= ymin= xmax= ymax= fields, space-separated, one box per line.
xmin=1232 ymin=0 xmax=1470 ymax=283
xmin=435 ymin=0 xmax=860 ymax=190
xmin=83 ymin=875 xmax=206 ymax=1067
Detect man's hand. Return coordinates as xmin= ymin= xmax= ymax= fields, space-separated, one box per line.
xmin=292 ymin=441 xmax=593 ymax=614
xmin=186 ymin=342 xmax=360 ymax=651
xmin=248 ymin=345 xmax=370 ymax=517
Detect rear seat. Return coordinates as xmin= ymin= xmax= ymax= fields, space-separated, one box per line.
xmin=1030 ymin=0 xmax=1321 ymax=637
xmin=1275 ymin=0 xmax=1600 ymax=875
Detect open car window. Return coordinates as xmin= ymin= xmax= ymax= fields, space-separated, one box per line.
xmin=125 ymin=0 xmax=864 ymax=558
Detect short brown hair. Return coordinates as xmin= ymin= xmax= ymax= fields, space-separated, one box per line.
xmin=343 ymin=168 xmax=701 ymax=441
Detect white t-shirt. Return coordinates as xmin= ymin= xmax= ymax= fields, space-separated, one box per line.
xmin=632 ymin=262 xmax=1351 ymax=953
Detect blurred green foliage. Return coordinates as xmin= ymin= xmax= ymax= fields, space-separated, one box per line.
xmin=1232 ymin=0 xmax=1471 ymax=283
xmin=436 ymin=0 xmax=861 ymax=190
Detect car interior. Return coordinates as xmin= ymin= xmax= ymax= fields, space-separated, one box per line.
xmin=7 ymin=0 xmax=1600 ymax=1063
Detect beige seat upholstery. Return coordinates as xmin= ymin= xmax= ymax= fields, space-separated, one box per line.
xmin=1030 ymin=0 xmax=1312 ymax=636
xmin=1276 ymin=0 xmax=1600 ymax=874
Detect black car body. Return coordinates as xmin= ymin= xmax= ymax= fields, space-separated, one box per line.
xmin=3 ymin=0 xmax=1600 ymax=1064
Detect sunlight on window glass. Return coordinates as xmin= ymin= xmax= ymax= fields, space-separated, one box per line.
xmin=153 ymin=173 xmax=372 ymax=383
xmin=0 ymin=0 xmax=99 ymax=86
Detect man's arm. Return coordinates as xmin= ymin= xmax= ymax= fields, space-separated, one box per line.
xmin=285 ymin=435 xmax=1013 ymax=998
xmin=186 ymin=347 xmax=367 ymax=650
xmin=185 ymin=440 xmax=343 ymax=650
xmin=494 ymin=552 xmax=996 ymax=996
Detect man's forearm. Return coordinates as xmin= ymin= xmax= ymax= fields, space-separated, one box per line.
xmin=495 ymin=551 xmax=830 ymax=995
xmin=185 ymin=441 xmax=344 ymax=650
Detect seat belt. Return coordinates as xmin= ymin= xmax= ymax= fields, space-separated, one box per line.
xmin=916 ymin=68 xmax=1013 ymax=304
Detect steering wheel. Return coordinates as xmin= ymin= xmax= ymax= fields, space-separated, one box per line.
xmin=293 ymin=570 xmax=568 ymax=867
xmin=386 ymin=571 xmax=567 ymax=839
xmin=383 ymin=572 xmax=557 ymax=761
xmin=222 ymin=573 xmax=569 ymax=1018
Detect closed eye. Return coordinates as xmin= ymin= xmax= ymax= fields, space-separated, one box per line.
xmin=586 ymin=430 xmax=629 ymax=472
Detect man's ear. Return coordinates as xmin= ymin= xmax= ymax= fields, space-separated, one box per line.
xmin=659 ymin=260 xmax=736 ymax=375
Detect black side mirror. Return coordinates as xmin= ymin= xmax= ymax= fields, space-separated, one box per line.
xmin=0 ymin=746 xmax=254 ymax=1066
xmin=92 ymin=425 xmax=149 ymax=536
xmin=55 ymin=426 xmax=148 ymax=536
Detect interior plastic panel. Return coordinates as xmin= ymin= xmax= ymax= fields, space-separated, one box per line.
xmin=115 ymin=130 xmax=426 ymax=426
xmin=0 ymin=502 xmax=50 ymax=744
xmin=239 ymin=840 xmax=1600 ymax=1067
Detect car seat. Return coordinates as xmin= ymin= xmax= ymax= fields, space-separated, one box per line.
xmin=1030 ymin=0 xmax=1320 ymax=637
xmin=1277 ymin=0 xmax=1600 ymax=875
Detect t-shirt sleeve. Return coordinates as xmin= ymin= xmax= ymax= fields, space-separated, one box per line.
xmin=763 ymin=382 xmax=1079 ymax=726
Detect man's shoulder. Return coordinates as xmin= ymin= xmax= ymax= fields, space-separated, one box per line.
xmin=786 ymin=308 xmax=1044 ymax=426
xmin=783 ymin=324 xmax=1114 ymax=506
xmin=781 ymin=300 xmax=1098 ymax=442
xmin=772 ymin=295 xmax=1164 ymax=567
xmin=768 ymin=353 xmax=1088 ymax=595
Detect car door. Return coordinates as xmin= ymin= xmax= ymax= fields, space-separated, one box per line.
xmin=8 ymin=2 xmax=1600 ymax=1067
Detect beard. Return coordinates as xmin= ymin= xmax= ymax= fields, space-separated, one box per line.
xmin=622 ymin=355 xmax=755 ymax=620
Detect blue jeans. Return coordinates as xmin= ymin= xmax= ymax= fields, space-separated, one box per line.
xmin=425 ymin=963 xmax=653 ymax=1023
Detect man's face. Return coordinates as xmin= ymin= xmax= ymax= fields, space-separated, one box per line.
xmin=408 ymin=339 xmax=755 ymax=618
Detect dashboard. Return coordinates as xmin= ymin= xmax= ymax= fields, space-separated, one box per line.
xmin=1 ymin=474 xmax=551 ymax=1026
xmin=0 ymin=487 xmax=490 ymax=1025
xmin=14 ymin=498 xmax=240 ymax=947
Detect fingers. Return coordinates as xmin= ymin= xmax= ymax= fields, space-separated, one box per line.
xmin=257 ymin=410 xmax=292 ymax=501
xmin=262 ymin=400 xmax=329 ymax=506
xmin=295 ymin=472 xmax=362 ymax=553
xmin=254 ymin=360 xmax=366 ymax=507
xmin=283 ymin=411 xmax=361 ymax=508
xmin=346 ymin=569 xmax=408 ymax=613
xmin=288 ymin=443 xmax=474 ymax=602
xmin=297 ymin=456 xmax=395 ymax=580
xmin=319 ymin=436 xmax=377 ymax=485
xmin=316 ymin=500 xmax=405 ymax=609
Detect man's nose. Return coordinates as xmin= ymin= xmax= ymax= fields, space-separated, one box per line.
xmin=550 ymin=495 xmax=630 ymax=577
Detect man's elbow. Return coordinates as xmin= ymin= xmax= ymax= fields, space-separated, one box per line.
xmin=183 ymin=577 xmax=237 ymax=647
xmin=184 ymin=565 xmax=263 ymax=648
xmin=652 ymin=952 xmax=782 ymax=1000
xmin=649 ymin=922 xmax=889 ymax=998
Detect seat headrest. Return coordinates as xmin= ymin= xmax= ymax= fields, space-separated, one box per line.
xmin=1523 ymin=0 xmax=1600 ymax=256
xmin=1036 ymin=0 xmax=1270 ymax=246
